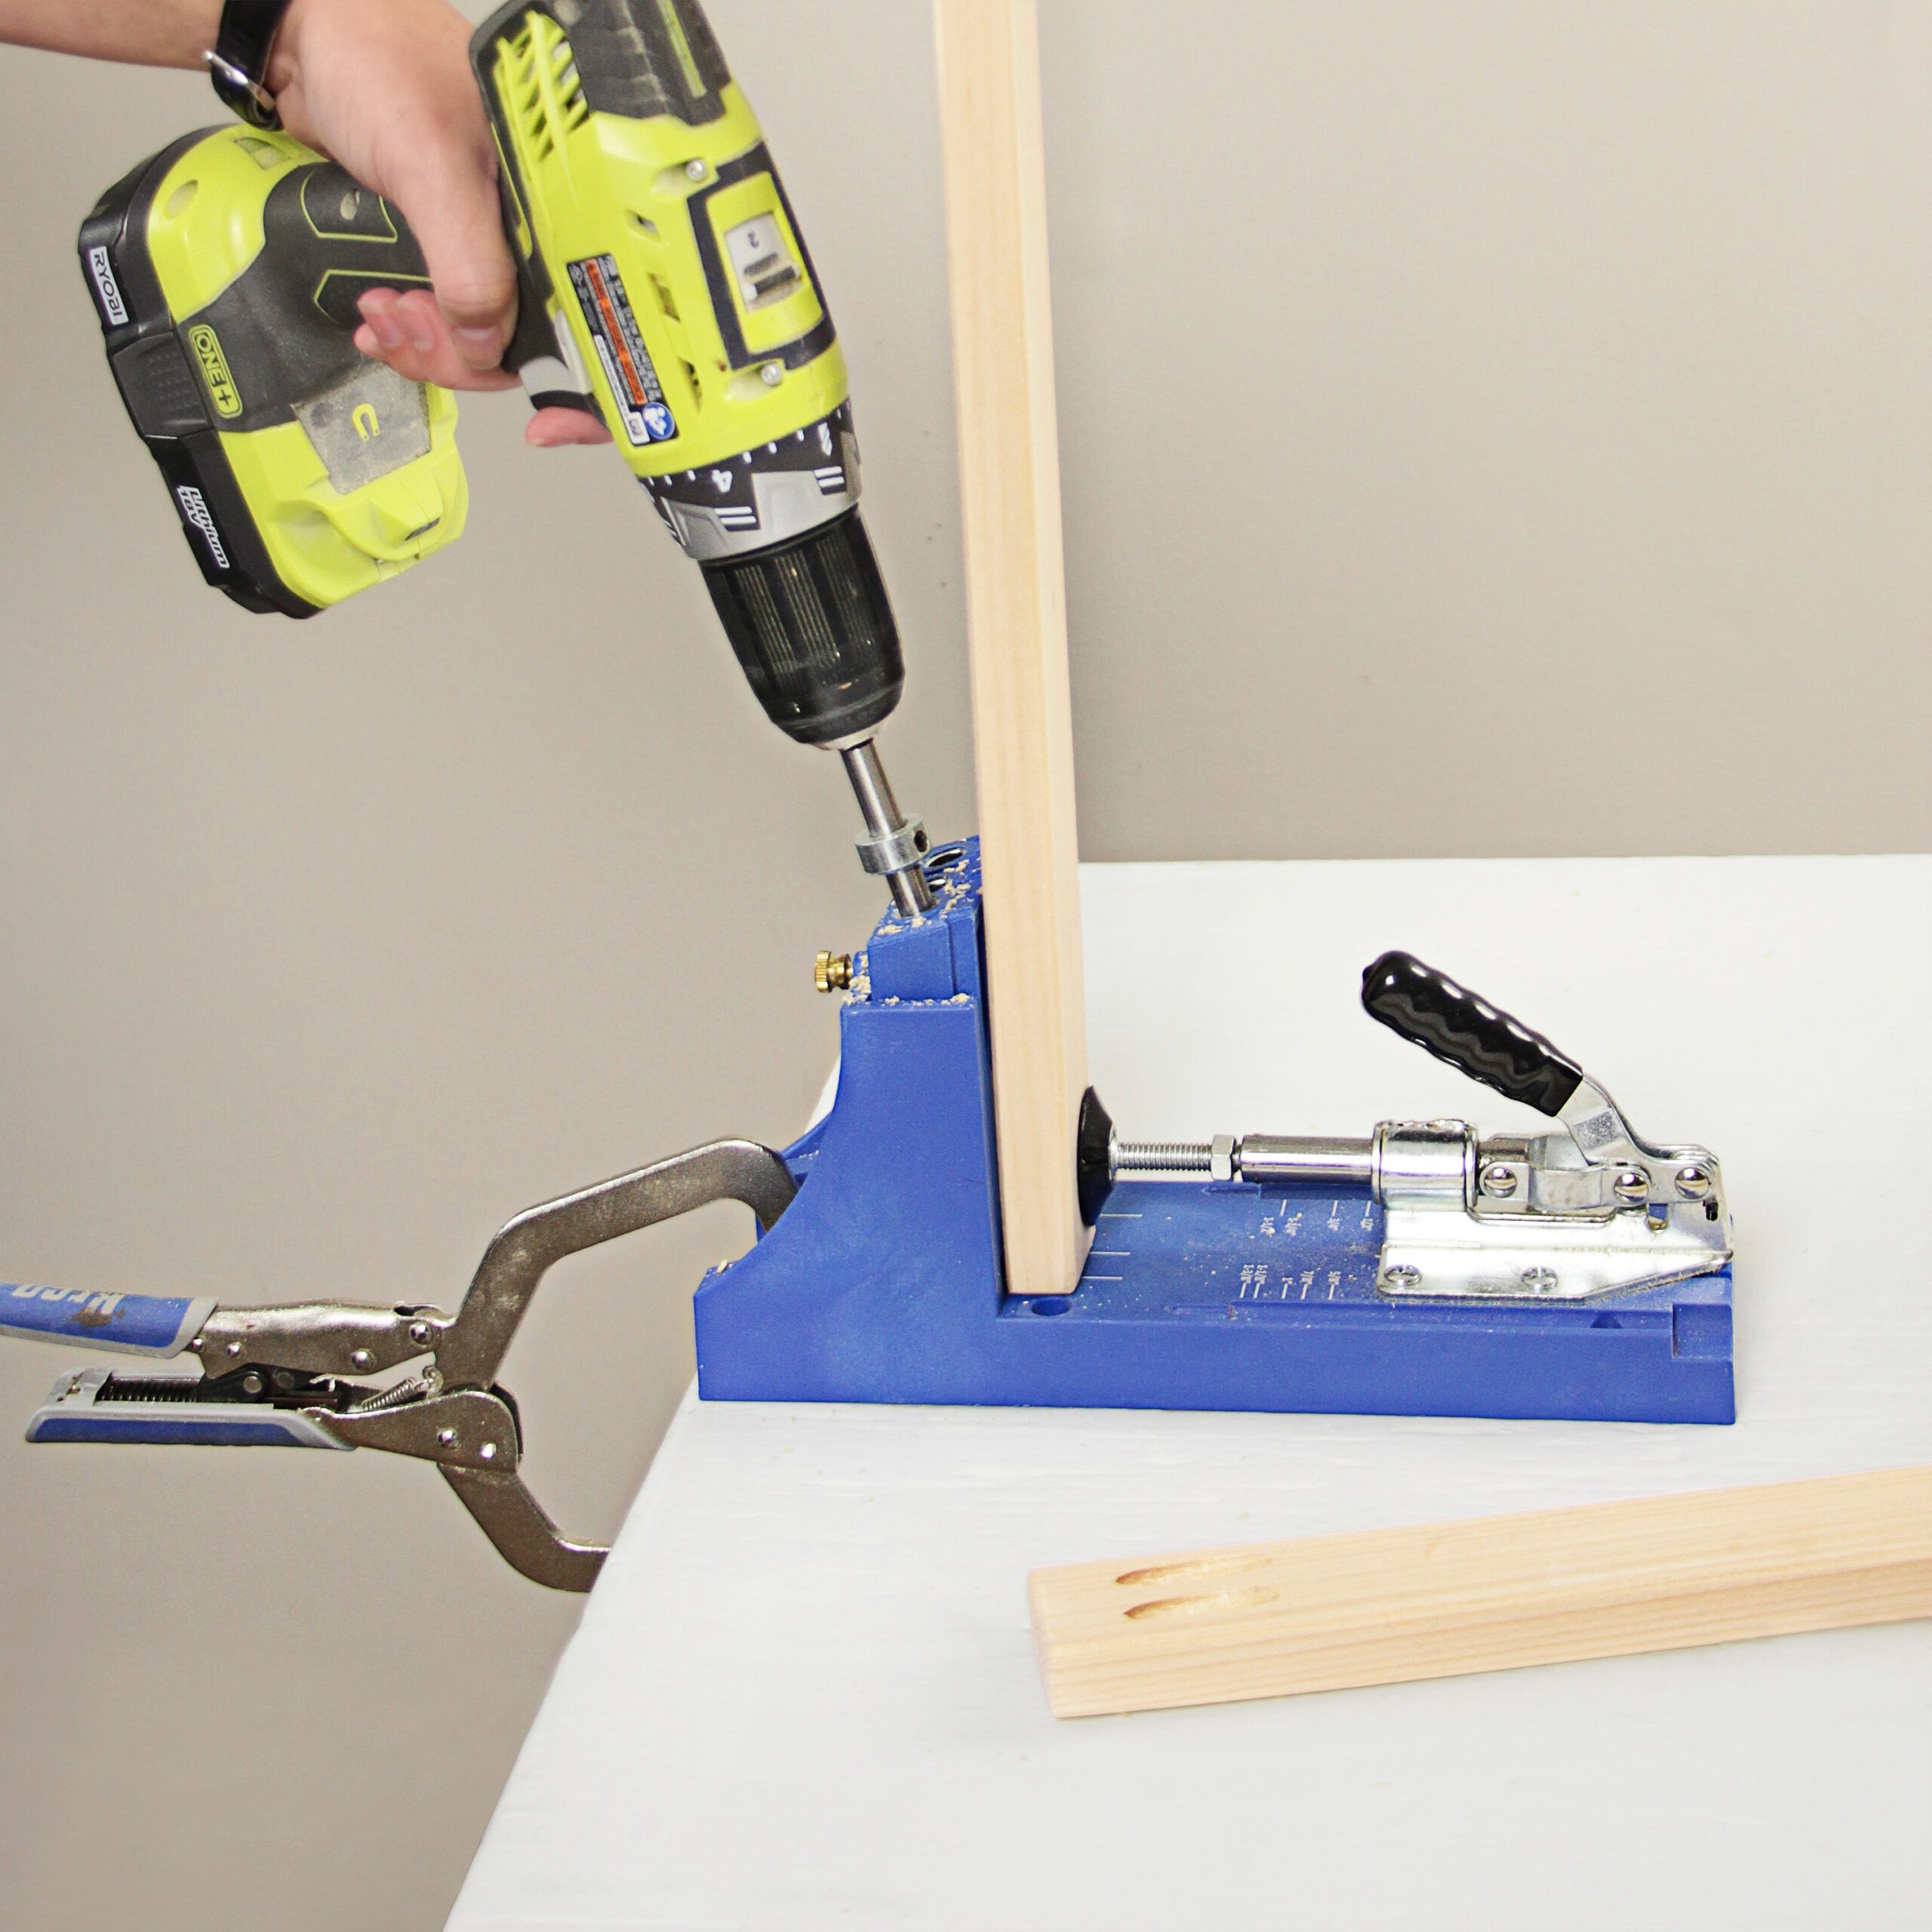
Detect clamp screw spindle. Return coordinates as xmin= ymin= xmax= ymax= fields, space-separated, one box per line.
xmin=814 ymin=951 xmax=853 ymax=994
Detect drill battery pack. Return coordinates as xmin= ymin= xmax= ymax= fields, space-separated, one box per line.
xmin=78 ymin=124 xmax=469 ymax=617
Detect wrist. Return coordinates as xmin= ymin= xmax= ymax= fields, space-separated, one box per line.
xmin=260 ymin=0 xmax=311 ymax=97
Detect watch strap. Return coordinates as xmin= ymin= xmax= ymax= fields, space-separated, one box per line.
xmin=207 ymin=0 xmax=297 ymax=129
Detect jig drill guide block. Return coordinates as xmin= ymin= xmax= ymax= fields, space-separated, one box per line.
xmin=5 ymin=841 xmax=1734 ymax=1591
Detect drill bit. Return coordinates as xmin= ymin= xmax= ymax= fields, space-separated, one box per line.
xmin=841 ymin=740 xmax=934 ymax=916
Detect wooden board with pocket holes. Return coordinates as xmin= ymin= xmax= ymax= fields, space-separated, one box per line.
xmin=1029 ymin=1466 xmax=1932 ymax=1718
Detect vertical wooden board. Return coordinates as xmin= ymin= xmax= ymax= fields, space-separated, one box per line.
xmin=933 ymin=0 xmax=1090 ymax=1297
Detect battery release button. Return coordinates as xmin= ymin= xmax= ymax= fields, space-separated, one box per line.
xmin=113 ymin=334 xmax=211 ymax=439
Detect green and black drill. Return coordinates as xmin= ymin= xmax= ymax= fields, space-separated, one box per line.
xmin=78 ymin=0 xmax=935 ymax=915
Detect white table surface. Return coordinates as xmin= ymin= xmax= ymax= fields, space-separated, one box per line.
xmin=448 ymin=856 xmax=1931 ymax=1932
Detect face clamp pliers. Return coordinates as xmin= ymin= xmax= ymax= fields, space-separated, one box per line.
xmin=8 ymin=1140 xmax=795 ymax=1590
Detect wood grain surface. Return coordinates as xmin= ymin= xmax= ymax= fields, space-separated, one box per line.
xmin=1032 ymin=1466 xmax=1932 ymax=1717
xmin=933 ymin=0 xmax=1089 ymax=1296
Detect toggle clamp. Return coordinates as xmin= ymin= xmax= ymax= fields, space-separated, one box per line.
xmin=1094 ymin=949 xmax=1731 ymax=1309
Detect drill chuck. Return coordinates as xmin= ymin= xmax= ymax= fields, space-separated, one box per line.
xmin=701 ymin=506 xmax=934 ymax=915
xmin=700 ymin=509 xmax=903 ymax=748
xmin=703 ymin=506 xmax=935 ymax=912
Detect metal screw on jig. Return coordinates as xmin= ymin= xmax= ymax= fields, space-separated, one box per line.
xmin=349 ymin=1348 xmax=374 ymax=1372
xmin=814 ymin=951 xmax=853 ymax=994
xmin=1675 ymin=1164 xmax=1713 ymax=1200
xmin=408 ymin=1321 xmax=432 ymax=1347
xmin=1479 ymin=1163 xmax=1518 ymax=1198
xmin=1520 ymin=1266 xmax=1559 ymax=1294
xmin=1613 ymin=1170 xmax=1649 ymax=1205
xmin=1383 ymin=1265 xmax=1422 ymax=1291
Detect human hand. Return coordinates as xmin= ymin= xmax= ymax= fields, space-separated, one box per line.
xmin=268 ymin=0 xmax=608 ymax=446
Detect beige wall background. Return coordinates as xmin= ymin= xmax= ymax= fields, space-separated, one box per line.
xmin=1 ymin=5 xmax=1924 ymax=1928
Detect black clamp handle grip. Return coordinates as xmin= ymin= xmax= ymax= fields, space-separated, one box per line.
xmin=1359 ymin=951 xmax=1584 ymax=1116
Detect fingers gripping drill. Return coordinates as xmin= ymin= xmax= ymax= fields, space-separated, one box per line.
xmin=79 ymin=0 xmax=934 ymax=914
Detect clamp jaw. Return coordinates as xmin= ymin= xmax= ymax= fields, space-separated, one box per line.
xmin=1099 ymin=950 xmax=1731 ymax=1305
xmin=11 ymin=1140 xmax=795 ymax=1591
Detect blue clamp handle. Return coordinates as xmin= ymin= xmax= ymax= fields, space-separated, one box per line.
xmin=1 ymin=1283 xmax=213 ymax=1355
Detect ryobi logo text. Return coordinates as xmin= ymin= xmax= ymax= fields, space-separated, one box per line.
xmin=175 ymin=485 xmax=230 ymax=569
xmin=188 ymin=324 xmax=242 ymax=417
xmin=87 ymin=245 xmax=128 ymax=325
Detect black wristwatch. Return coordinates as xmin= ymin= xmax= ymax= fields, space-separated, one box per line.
xmin=205 ymin=0 xmax=297 ymax=130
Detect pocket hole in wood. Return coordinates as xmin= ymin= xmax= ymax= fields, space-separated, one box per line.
xmin=1116 ymin=1552 xmax=1272 ymax=1588
xmin=1124 ymin=1586 xmax=1281 ymax=1623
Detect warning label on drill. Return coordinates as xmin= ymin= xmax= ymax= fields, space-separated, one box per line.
xmin=568 ymin=254 xmax=677 ymax=447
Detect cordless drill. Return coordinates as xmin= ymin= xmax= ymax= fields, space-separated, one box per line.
xmin=78 ymin=0 xmax=934 ymax=915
